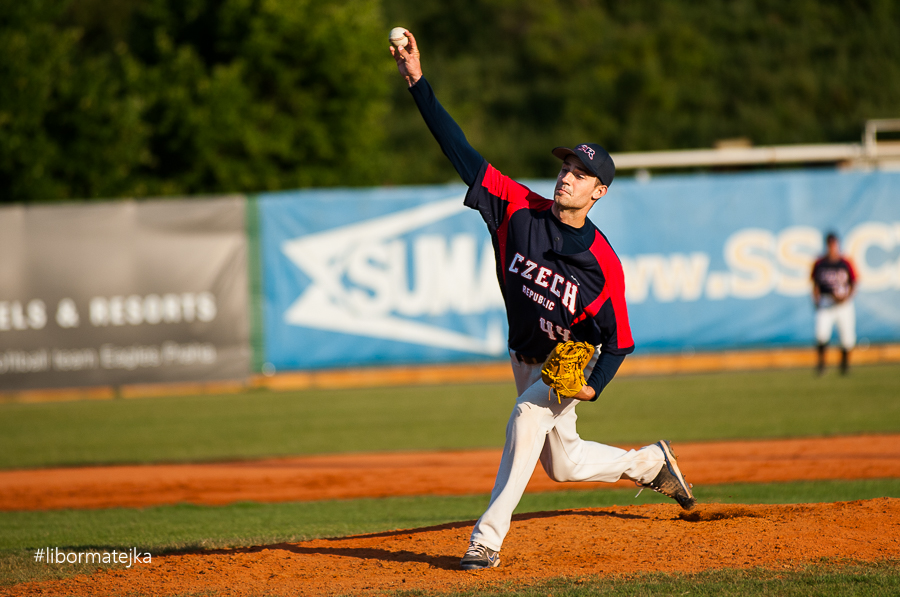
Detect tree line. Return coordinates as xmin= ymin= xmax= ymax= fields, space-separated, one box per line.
xmin=2 ymin=0 xmax=898 ymax=202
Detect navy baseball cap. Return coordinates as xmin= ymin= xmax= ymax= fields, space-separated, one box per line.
xmin=552 ymin=143 xmax=615 ymax=186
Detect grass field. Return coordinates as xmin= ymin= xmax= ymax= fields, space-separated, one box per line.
xmin=3 ymin=479 xmax=900 ymax=590
xmin=430 ymin=563 xmax=900 ymax=596
xmin=1 ymin=363 xmax=899 ymax=594
xmin=2 ymin=363 xmax=899 ymax=469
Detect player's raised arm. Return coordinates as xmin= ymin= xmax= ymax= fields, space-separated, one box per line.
xmin=389 ymin=29 xmax=483 ymax=187
xmin=389 ymin=29 xmax=422 ymax=87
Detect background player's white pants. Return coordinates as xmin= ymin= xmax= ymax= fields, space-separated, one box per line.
xmin=469 ymin=349 xmax=666 ymax=552
xmin=815 ymin=300 xmax=856 ymax=349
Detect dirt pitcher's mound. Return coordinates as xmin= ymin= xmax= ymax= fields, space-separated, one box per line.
xmin=5 ymin=498 xmax=899 ymax=597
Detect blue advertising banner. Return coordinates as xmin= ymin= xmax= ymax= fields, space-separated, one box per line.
xmin=259 ymin=169 xmax=900 ymax=371
xmin=259 ymin=185 xmax=506 ymax=371
xmin=603 ymin=169 xmax=900 ymax=352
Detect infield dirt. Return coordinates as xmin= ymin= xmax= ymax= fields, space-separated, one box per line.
xmin=2 ymin=434 xmax=899 ymax=596
xmin=2 ymin=434 xmax=899 ymax=511
xmin=3 ymin=499 xmax=899 ymax=596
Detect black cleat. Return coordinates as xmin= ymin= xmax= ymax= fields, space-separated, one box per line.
xmin=639 ymin=440 xmax=696 ymax=510
xmin=460 ymin=542 xmax=500 ymax=570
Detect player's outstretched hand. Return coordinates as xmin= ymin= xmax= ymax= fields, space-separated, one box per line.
xmin=390 ymin=30 xmax=422 ymax=87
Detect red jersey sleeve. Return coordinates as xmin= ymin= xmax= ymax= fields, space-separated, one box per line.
xmin=844 ymin=258 xmax=857 ymax=285
xmin=464 ymin=162 xmax=552 ymax=232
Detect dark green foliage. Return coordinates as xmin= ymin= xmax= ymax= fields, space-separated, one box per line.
xmin=0 ymin=0 xmax=147 ymax=202
xmin=0 ymin=0 xmax=389 ymax=202
xmin=125 ymin=0 xmax=390 ymax=196
xmin=2 ymin=1 xmax=899 ymax=200
xmin=383 ymin=0 xmax=900 ymax=183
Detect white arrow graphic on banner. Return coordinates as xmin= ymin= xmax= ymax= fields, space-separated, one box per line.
xmin=281 ymin=197 xmax=506 ymax=355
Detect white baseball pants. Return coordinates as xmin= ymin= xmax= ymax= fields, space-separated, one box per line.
xmin=815 ymin=300 xmax=856 ymax=349
xmin=469 ymin=349 xmax=666 ymax=552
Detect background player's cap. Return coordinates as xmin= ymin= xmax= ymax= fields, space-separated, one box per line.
xmin=552 ymin=143 xmax=615 ymax=186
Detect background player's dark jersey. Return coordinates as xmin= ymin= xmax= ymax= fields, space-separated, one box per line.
xmin=811 ymin=257 xmax=856 ymax=303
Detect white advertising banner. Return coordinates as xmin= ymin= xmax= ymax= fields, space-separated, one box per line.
xmin=0 ymin=197 xmax=251 ymax=390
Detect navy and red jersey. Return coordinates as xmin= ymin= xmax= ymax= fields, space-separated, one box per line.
xmin=408 ymin=75 xmax=632 ymax=396
xmin=465 ymin=161 xmax=635 ymax=360
xmin=811 ymin=256 xmax=856 ymax=303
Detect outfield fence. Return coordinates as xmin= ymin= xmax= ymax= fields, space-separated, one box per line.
xmin=2 ymin=168 xmax=899 ymax=394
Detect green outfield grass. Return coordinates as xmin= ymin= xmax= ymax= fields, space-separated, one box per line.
xmin=2 ymin=479 xmax=899 ymax=588
xmin=1 ymin=363 xmax=898 ymax=469
xmin=1 ymin=365 xmax=898 ymax=593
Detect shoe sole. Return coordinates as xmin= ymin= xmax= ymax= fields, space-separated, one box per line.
xmin=657 ymin=440 xmax=696 ymax=509
xmin=460 ymin=558 xmax=500 ymax=570
xmin=460 ymin=556 xmax=501 ymax=570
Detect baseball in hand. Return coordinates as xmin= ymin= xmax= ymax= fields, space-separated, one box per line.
xmin=389 ymin=27 xmax=409 ymax=50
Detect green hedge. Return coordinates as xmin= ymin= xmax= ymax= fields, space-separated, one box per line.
xmin=3 ymin=0 xmax=899 ymax=201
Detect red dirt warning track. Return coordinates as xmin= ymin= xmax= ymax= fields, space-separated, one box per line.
xmin=1 ymin=434 xmax=898 ymax=511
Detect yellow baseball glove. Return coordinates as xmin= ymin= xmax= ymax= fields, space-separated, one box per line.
xmin=541 ymin=341 xmax=595 ymax=402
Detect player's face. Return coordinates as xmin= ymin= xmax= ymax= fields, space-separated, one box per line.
xmin=554 ymin=156 xmax=607 ymax=210
xmin=827 ymin=238 xmax=841 ymax=260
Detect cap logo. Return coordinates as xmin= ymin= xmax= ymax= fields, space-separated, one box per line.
xmin=577 ymin=144 xmax=595 ymax=160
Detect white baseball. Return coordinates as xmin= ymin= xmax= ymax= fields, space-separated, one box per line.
xmin=389 ymin=27 xmax=409 ymax=50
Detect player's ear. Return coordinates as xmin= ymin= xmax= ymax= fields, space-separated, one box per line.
xmin=591 ymin=183 xmax=608 ymax=201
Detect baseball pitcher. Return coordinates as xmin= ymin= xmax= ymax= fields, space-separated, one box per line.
xmin=391 ymin=29 xmax=696 ymax=571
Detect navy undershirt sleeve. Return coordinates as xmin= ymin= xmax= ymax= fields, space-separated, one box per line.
xmin=409 ymin=77 xmax=484 ymax=187
xmin=585 ymin=352 xmax=625 ymax=401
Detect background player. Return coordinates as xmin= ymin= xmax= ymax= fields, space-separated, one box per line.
xmin=390 ymin=30 xmax=695 ymax=571
xmin=811 ymin=231 xmax=857 ymax=375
